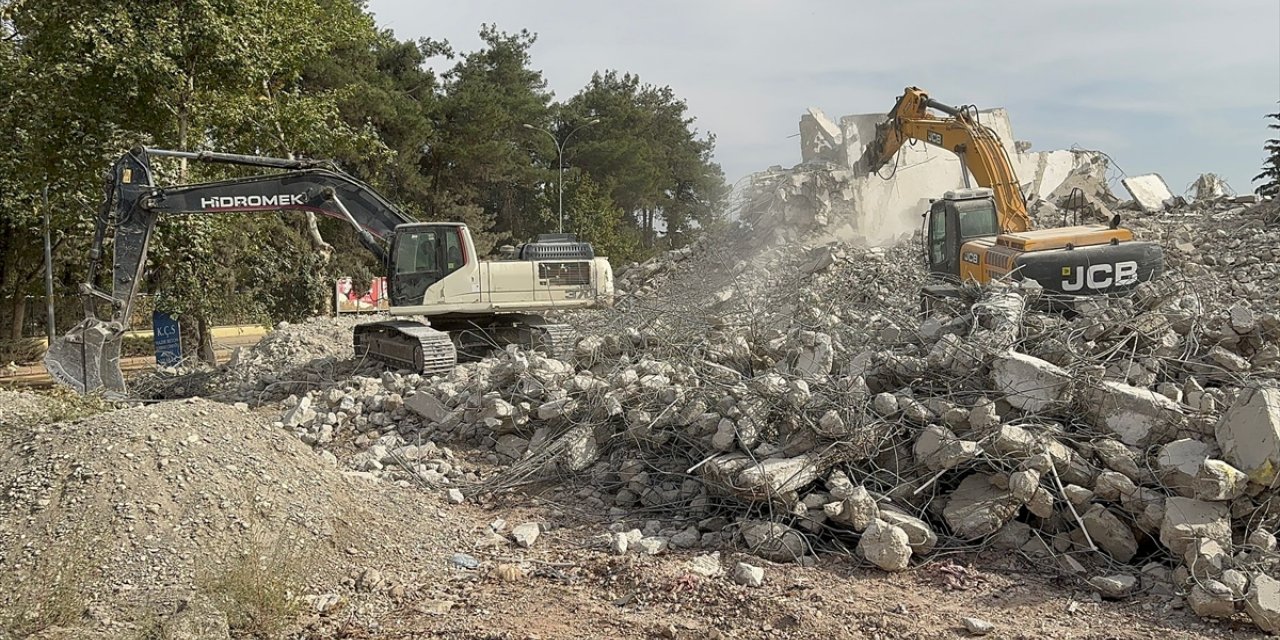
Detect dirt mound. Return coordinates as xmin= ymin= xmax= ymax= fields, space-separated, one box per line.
xmin=0 ymin=398 xmax=442 ymax=638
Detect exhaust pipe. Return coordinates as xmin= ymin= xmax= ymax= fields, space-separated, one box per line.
xmin=44 ymin=318 xmax=127 ymax=397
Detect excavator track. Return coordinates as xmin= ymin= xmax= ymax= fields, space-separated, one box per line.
xmin=428 ymin=314 xmax=579 ymax=362
xmin=353 ymin=320 xmax=457 ymax=378
xmin=523 ymin=320 xmax=577 ymax=361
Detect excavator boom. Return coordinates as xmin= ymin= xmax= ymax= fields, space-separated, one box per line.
xmin=45 ymin=147 xmax=415 ymax=396
xmin=858 ymin=87 xmax=1032 ymax=233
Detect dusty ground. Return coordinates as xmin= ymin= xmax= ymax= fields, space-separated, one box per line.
xmin=0 ymin=395 xmax=1265 ymax=640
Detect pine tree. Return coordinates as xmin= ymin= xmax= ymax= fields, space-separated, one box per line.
xmin=1256 ymin=111 xmax=1280 ymax=198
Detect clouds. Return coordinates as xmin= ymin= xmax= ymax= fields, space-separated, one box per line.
xmin=369 ymin=0 xmax=1280 ymax=194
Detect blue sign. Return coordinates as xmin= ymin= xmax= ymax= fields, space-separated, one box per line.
xmin=153 ymin=311 xmax=182 ymax=367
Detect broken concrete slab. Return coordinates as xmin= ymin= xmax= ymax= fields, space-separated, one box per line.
xmin=1084 ymin=381 xmax=1185 ymax=447
xmin=1188 ymin=580 xmax=1237 ymax=619
xmin=1122 ymin=173 xmax=1174 ymax=212
xmin=1159 ymin=497 xmax=1231 ymax=556
xmin=1156 ymin=438 xmax=1215 ymax=497
xmin=1215 ymin=386 xmax=1280 ymax=485
xmin=1081 ymin=505 xmax=1138 ymax=563
xmin=1247 ymin=573 xmax=1280 ymax=633
xmin=943 ymin=473 xmax=1022 ymax=540
xmin=991 ymin=351 xmax=1073 ymax=412
xmin=1193 ymin=458 xmax=1249 ymax=502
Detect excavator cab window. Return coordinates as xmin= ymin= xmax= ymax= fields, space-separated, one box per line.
xmin=388 ymin=225 xmax=467 ymax=306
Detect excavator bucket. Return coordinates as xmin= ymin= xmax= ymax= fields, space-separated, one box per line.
xmin=44 ymin=319 xmax=127 ymax=397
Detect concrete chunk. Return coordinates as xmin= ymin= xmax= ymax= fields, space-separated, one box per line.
xmin=857 ymin=518 xmax=912 ymax=571
xmin=1188 ymin=580 xmax=1237 ymax=619
xmin=1247 ymin=573 xmax=1280 ymax=633
xmin=1156 ymin=438 xmax=1214 ymax=497
xmin=943 ymin=473 xmax=1022 ymax=539
xmin=1215 ymin=387 xmax=1280 ymax=485
xmin=1085 ymin=381 xmax=1184 ymax=447
xmin=1193 ymin=459 xmax=1249 ymax=502
xmin=1159 ymin=497 xmax=1231 ymax=556
xmin=1082 ymin=505 xmax=1138 ymax=563
xmin=824 ymin=484 xmax=878 ymax=532
xmin=878 ymin=505 xmax=938 ymax=554
xmin=991 ymin=351 xmax=1073 ymax=412
xmin=1121 ymin=173 xmax=1174 ymax=212
xmin=740 ymin=521 xmax=807 ymax=562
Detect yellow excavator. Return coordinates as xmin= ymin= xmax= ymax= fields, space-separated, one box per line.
xmin=858 ymin=87 xmax=1163 ymax=304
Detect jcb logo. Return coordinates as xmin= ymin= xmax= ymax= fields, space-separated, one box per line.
xmin=1061 ymin=261 xmax=1139 ymax=292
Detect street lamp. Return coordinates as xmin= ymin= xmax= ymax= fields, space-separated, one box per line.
xmin=523 ymin=118 xmax=600 ymax=233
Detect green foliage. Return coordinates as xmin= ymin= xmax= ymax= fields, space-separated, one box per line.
xmin=566 ymin=176 xmax=644 ymax=263
xmin=0 ymin=5 xmax=727 ymax=341
xmin=1257 ymin=111 xmax=1280 ymax=198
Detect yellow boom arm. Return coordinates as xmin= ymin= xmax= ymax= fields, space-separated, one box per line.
xmin=859 ymin=87 xmax=1031 ymax=233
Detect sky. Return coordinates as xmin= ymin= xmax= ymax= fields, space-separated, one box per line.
xmin=367 ymin=0 xmax=1280 ymax=198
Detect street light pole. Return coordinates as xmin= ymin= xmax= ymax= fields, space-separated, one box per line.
xmin=524 ymin=118 xmax=599 ymax=234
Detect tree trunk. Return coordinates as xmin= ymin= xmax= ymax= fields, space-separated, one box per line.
xmin=9 ymin=292 xmax=25 ymax=341
xmin=196 ymin=313 xmax=216 ymax=365
xmin=304 ymin=212 xmax=333 ymax=261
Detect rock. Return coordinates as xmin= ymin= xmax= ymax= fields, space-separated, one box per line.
xmin=1093 ymin=470 xmax=1138 ymax=502
xmin=1247 ymin=573 xmax=1280 ymax=633
xmin=878 ymin=505 xmax=937 ymax=554
xmin=450 ymin=553 xmax=480 ymax=569
xmin=1008 ymin=469 xmax=1041 ymax=503
xmin=1209 ymin=345 xmax=1251 ymax=372
xmin=1089 ymin=574 xmax=1138 ymax=599
xmin=991 ymin=351 xmax=1073 ymax=412
xmin=1160 ymin=497 xmax=1231 ymax=556
xmin=857 ymin=518 xmax=912 ymax=571
xmin=1222 ymin=569 xmax=1250 ymax=599
xmin=1216 ymin=387 xmax=1280 ymax=485
xmin=302 ymin=593 xmax=343 ymax=614
xmin=559 ymin=425 xmax=600 ymax=472
xmin=1085 ymin=381 xmax=1184 ymax=447
xmin=1193 ymin=459 xmax=1249 ymax=501
xmin=511 ymin=522 xmax=541 ymax=548
xmin=735 ymin=455 xmax=819 ymax=502
xmin=943 ymin=473 xmax=1021 ymax=539
xmin=689 ymin=552 xmax=723 ymax=578
xmin=1250 ymin=530 xmax=1278 ymax=553
xmin=636 ymin=536 xmax=668 ymax=555
xmin=670 ymin=526 xmax=701 ymax=549
xmin=406 ymin=392 xmax=450 ymax=423
xmin=1082 ymin=505 xmax=1138 ymax=563
xmin=962 ymin=617 xmax=994 ymax=636
xmin=165 ymin=594 xmax=230 ymax=640
xmin=740 ymin=521 xmax=807 ymax=562
xmin=1184 ymin=538 xmax=1228 ymax=580
xmin=733 ymin=561 xmax=764 ymax=587
xmin=1188 ymin=580 xmax=1237 ymax=619
xmin=282 ymin=397 xmax=317 ymax=428
xmin=824 ymin=485 xmax=878 ymax=532
xmin=446 ymin=488 xmax=465 ymax=504
xmin=1064 ymin=484 xmax=1094 ymax=506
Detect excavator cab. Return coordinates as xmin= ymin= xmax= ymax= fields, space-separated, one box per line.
xmin=925 ymin=188 xmax=999 ymax=281
xmin=387 ymin=223 xmax=469 ymax=307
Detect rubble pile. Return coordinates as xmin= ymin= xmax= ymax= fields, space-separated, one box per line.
xmin=249 ymin=189 xmax=1280 ymax=631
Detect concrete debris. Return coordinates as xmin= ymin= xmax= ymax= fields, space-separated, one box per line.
xmin=857 ymin=518 xmax=913 ymax=571
xmin=1089 ymin=574 xmax=1138 ymax=599
xmin=195 ymin=147 xmax=1280 ymax=636
xmin=1122 ymin=173 xmax=1175 ymax=212
xmin=1247 ymin=573 xmax=1280 ymax=633
xmin=962 ymin=616 xmax=995 ymax=636
xmin=1188 ymin=580 xmax=1237 ymax=619
xmin=943 ymin=474 xmax=1021 ymax=540
xmin=733 ymin=562 xmax=765 ymax=587
xmin=689 ymin=552 xmax=724 ymax=578
xmin=1216 ymin=387 xmax=1280 ymax=485
xmin=1160 ymin=497 xmax=1231 ymax=557
xmin=511 ymin=522 xmax=541 ymax=549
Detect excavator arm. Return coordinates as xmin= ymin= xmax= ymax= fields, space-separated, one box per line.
xmin=858 ymin=87 xmax=1031 ymax=233
xmin=46 ymin=147 xmax=416 ymax=396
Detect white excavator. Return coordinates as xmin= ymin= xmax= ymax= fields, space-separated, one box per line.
xmin=46 ymin=147 xmax=614 ymax=396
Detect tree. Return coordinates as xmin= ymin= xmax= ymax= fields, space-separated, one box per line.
xmin=428 ymin=25 xmax=553 ymax=251
xmin=1256 ymin=110 xmax=1280 ymax=198
xmin=561 ymin=71 xmax=726 ymax=249
xmin=565 ymin=176 xmax=641 ymax=263
xmin=2 ymin=0 xmax=381 ymax=358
